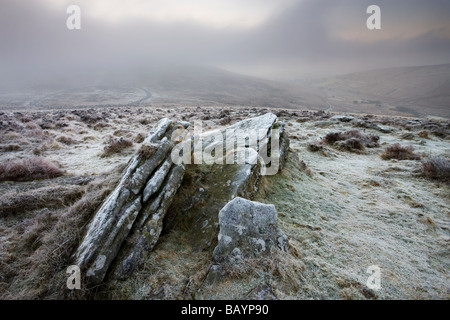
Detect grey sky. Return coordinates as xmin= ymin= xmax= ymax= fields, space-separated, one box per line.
xmin=1 ymin=0 xmax=449 ymax=84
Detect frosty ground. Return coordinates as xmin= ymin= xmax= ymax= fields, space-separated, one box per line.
xmin=0 ymin=106 xmax=448 ymax=299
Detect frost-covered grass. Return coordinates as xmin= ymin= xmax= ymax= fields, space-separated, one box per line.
xmin=0 ymin=107 xmax=448 ymax=299
xmin=101 ymin=112 xmax=449 ymax=300
xmin=250 ymin=119 xmax=450 ymax=299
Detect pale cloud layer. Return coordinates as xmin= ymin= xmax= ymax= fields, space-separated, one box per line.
xmin=45 ymin=0 xmax=297 ymax=28
xmin=1 ymin=0 xmax=449 ymax=84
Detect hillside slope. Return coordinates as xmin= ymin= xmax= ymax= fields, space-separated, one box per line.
xmin=315 ymin=64 xmax=450 ymax=118
xmin=0 ymin=66 xmax=325 ymax=111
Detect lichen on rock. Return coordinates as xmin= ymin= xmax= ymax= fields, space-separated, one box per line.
xmin=212 ymin=197 xmax=288 ymax=264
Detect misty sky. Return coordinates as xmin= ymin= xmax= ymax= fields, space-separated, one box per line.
xmin=1 ymin=0 xmax=450 ymax=84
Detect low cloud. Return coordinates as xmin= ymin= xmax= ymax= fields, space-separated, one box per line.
xmin=1 ymin=0 xmax=449 ymax=85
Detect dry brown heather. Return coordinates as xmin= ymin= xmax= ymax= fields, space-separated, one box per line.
xmin=421 ymin=156 xmax=450 ymax=181
xmin=0 ymin=157 xmax=64 ymax=182
xmin=0 ymin=106 xmax=448 ymax=299
xmin=0 ymin=166 xmax=123 ymax=299
xmin=380 ymin=143 xmax=421 ymax=161
xmin=100 ymin=136 xmax=134 ymax=158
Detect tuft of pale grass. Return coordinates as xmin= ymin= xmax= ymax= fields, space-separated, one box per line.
xmin=221 ymin=245 xmax=305 ymax=292
xmin=101 ymin=136 xmax=133 ymax=157
xmin=56 ymin=135 xmax=76 ymax=145
xmin=41 ymin=140 xmax=62 ymax=151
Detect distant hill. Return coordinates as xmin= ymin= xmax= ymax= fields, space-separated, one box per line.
xmin=314 ymin=64 xmax=450 ymax=118
xmin=142 ymin=64 xmax=450 ymax=118
xmin=1 ymin=64 xmax=448 ymax=118
xmin=0 ymin=65 xmax=325 ymax=111
xmin=135 ymin=65 xmax=325 ymax=110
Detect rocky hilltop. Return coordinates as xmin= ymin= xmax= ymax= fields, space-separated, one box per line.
xmin=74 ymin=113 xmax=289 ymax=287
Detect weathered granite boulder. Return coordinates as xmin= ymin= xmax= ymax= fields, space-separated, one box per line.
xmin=330 ymin=115 xmax=354 ymax=122
xmin=74 ymin=118 xmax=188 ymax=285
xmin=164 ymin=113 xmax=289 ymax=250
xmin=73 ymin=113 xmax=290 ymax=285
xmin=212 ymin=197 xmax=288 ymax=264
xmin=112 ymin=163 xmax=185 ymax=278
xmin=353 ymin=119 xmax=393 ymax=133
